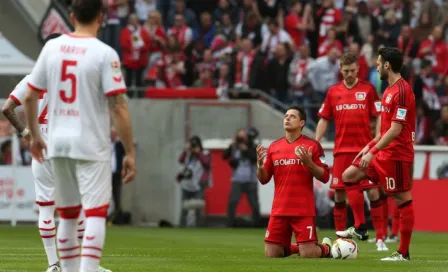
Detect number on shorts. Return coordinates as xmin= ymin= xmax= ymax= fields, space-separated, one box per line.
xmin=60 ymin=60 xmax=78 ymax=103
xmin=306 ymin=226 xmax=313 ymax=239
xmin=385 ymin=177 xmax=396 ymax=190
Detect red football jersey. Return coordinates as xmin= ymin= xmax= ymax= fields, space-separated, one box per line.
xmin=378 ymin=78 xmax=416 ymax=162
xmin=319 ymin=80 xmax=381 ymax=155
xmin=263 ymin=135 xmax=329 ymax=217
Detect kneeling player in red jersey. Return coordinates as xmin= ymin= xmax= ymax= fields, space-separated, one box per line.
xmin=256 ymin=106 xmax=332 ymax=258
xmin=342 ymin=47 xmax=416 ymax=261
xmin=315 ymin=52 xmax=388 ymax=251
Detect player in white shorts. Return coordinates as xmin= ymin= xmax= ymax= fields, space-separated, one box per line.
xmin=23 ymin=1 xmax=136 ymax=272
xmin=3 ymin=33 xmax=112 ymax=272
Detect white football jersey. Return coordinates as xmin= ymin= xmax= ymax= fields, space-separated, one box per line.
xmin=10 ymin=75 xmax=49 ymax=141
xmin=28 ymin=34 xmax=127 ymax=161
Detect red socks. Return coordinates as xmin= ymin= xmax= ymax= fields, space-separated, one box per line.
xmin=333 ymin=202 xmax=347 ymax=231
xmin=346 ymin=185 xmax=365 ymax=229
xmin=285 ymin=244 xmax=300 ymax=256
xmin=398 ymin=200 xmax=414 ymax=256
xmin=369 ymin=199 xmax=384 ymax=241
xmin=391 ymin=203 xmax=400 ymax=236
xmin=381 ymin=197 xmax=389 ymax=238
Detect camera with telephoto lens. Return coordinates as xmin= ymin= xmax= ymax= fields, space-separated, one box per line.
xmin=179 ymin=168 xmax=193 ymax=180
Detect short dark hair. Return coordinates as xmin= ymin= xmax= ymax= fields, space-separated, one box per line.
xmin=44 ymin=33 xmax=62 ymax=44
xmin=267 ymin=19 xmax=279 ymax=28
xmin=378 ymin=47 xmax=403 ymax=73
xmin=340 ymin=52 xmax=358 ymax=66
xmin=71 ymin=0 xmax=103 ymax=25
xmin=287 ymin=106 xmax=307 ymax=123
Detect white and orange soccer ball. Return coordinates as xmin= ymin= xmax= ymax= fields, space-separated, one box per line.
xmin=331 ymin=238 xmax=358 ymax=260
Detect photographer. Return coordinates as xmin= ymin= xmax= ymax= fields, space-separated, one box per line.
xmin=177 ymin=136 xmax=210 ymax=227
xmin=222 ymin=128 xmax=260 ymax=227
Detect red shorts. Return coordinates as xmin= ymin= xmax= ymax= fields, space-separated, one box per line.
xmin=331 ymin=153 xmax=378 ymax=190
xmin=353 ymin=156 xmax=413 ymax=194
xmin=264 ymin=216 xmax=317 ymax=246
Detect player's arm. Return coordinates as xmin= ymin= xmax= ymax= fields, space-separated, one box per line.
xmin=2 ymin=98 xmax=28 ymax=138
xmin=107 ymin=94 xmax=135 ymax=156
xmin=256 ymin=145 xmax=273 ymax=184
xmin=315 ymin=93 xmax=332 ymax=141
xmin=374 ymin=115 xmax=381 ymax=139
xmin=296 ymin=144 xmax=330 ymax=183
xmin=315 ymin=118 xmax=329 ymax=141
xmin=371 ymin=121 xmax=402 ymax=151
xmin=23 ymin=89 xmax=41 ymax=138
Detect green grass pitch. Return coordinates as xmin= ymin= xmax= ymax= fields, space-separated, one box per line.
xmin=0 ymin=226 xmax=447 ymax=272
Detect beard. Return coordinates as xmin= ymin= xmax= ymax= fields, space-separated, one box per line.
xmin=379 ymin=68 xmax=388 ymax=80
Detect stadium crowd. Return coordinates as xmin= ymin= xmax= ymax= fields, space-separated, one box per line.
xmin=55 ymin=0 xmax=447 ymax=146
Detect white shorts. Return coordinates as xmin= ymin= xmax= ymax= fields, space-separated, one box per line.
xmin=50 ymin=158 xmax=112 ymax=211
xmin=32 ymin=159 xmax=55 ymax=205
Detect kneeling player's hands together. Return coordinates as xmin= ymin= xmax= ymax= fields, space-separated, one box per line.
xmin=122 ymin=154 xmax=136 ymax=184
xmin=256 ymin=144 xmax=266 ymax=166
xmin=295 ymin=146 xmax=313 ymax=167
xmin=29 ymin=135 xmax=47 ymax=163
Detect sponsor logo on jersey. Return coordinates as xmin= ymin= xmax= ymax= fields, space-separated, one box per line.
xmin=381 ymin=106 xmax=391 ymax=113
xmin=396 ymin=107 xmax=407 ymax=120
xmin=374 ymin=101 xmax=381 ymax=112
xmin=385 ymin=94 xmax=392 ymax=104
xmin=273 ymin=158 xmax=304 ymax=166
xmin=333 ymin=178 xmax=338 ymax=184
xmin=320 ymin=156 xmax=326 ymax=163
xmin=335 ymin=104 xmax=366 ymax=111
xmin=355 ymin=92 xmax=366 ymax=101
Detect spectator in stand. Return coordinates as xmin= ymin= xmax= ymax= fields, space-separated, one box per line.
xmin=307 ymin=47 xmax=340 ymax=104
xmin=261 ymin=19 xmax=293 ymax=60
xmin=398 ymin=24 xmax=420 ymax=79
xmin=210 ymin=35 xmax=234 ymax=69
xmin=167 ymin=0 xmax=198 ymax=29
xmin=347 ymin=1 xmax=379 ymax=45
xmin=236 ymin=0 xmax=261 ymax=25
xmin=168 ymin=14 xmax=193 ymax=50
xmin=256 ymin=0 xmax=286 ymax=27
xmin=235 ymin=11 xmax=266 ymax=49
xmin=418 ymin=25 xmax=448 ymax=79
xmin=414 ymin=60 xmax=441 ymax=120
xmin=367 ymin=0 xmax=383 ymax=22
xmin=217 ymin=63 xmax=231 ymax=99
xmin=437 ymin=75 xmax=448 ymax=106
xmin=120 ymin=14 xmax=151 ymax=95
xmin=144 ymin=10 xmax=167 ymax=83
xmin=433 ymin=105 xmax=448 ymax=145
xmin=194 ymin=12 xmax=216 ymax=48
xmin=267 ymin=43 xmax=292 ymax=104
xmin=348 ymin=42 xmax=369 ymax=81
xmin=360 ymin=34 xmax=375 ymax=67
xmin=196 ymin=49 xmax=215 ymax=78
xmin=100 ymin=0 xmax=128 ymax=54
xmin=234 ymin=39 xmax=256 ymax=90
xmin=377 ymin=9 xmax=401 ymax=48
xmin=316 ymin=0 xmax=343 ymax=46
xmin=413 ymin=12 xmax=433 ymax=42
xmin=415 ymin=101 xmax=433 ymax=145
xmin=135 ymin=0 xmax=157 ymax=25
xmin=216 ymin=12 xmax=236 ymax=42
xmin=284 ymin=0 xmax=314 ymax=49
xmin=288 ymin=44 xmax=314 ymax=118
xmin=214 ymin=0 xmax=237 ymax=25
xmin=318 ymin=27 xmax=343 ymax=57
xmin=158 ymin=37 xmax=187 ymax=89
xmin=194 ymin=69 xmax=214 ymax=88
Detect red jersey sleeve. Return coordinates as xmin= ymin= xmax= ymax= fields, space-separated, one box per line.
xmin=311 ymin=142 xmax=330 ymax=183
xmin=370 ymin=86 xmax=382 ymax=117
xmin=334 ymin=9 xmax=343 ymax=24
xmin=318 ymin=91 xmax=332 ymax=120
xmin=261 ymin=144 xmax=274 ymax=184
xmin=391 ymin=88 xmax=409 ymax=124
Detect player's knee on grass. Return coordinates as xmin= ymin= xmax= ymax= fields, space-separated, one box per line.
xmin=264 ymin=243 xmax=285 ymax=258
xmin=366 ymin=188 xmax=379 ymax=201
xmin=391 ymin=191 xmax=412 ymax=206
xmin=334 ymin=189 xmax=347 ymax=202
xmin=342 ymin=166 xmax=366 ymax=183
xmin=298 ymin=244 xmax=321 ymax=258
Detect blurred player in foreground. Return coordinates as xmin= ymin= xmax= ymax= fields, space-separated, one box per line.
xmin=23 ymin=0 xmax=136 ymax=271
xmin=315 ymin=52 xmax=388 ymax=251
xmin=3 ymin=33 xmax=111 ymax=272
xmin=341 ymin=47 xmax=416 ymax=261
xmin=256 ymin=106 xmax=332 ymax=258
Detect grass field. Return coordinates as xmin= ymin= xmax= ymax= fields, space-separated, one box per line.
xmin=0 ymin=226 xmax=447 ymax=272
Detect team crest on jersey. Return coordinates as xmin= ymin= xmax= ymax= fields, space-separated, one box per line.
xmin=333 ymin=178 xmax=338 ymax=184
xmin=385 ymin=94 xmax=392 ymax=104
xmin=355 ymin=92 xmax=366 ymax=101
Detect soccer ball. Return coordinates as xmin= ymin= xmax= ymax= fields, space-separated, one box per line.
xmin=331 ymin=238 xmax=358 ymax=259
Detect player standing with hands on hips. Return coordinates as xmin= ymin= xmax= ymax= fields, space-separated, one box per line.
xmin=256 ymin=106 xmax=332 ymax=258
xmin=23 ymin=0 xmax=136 ymax=271
xmin=341 ymin=47 xmax=416 ymax=261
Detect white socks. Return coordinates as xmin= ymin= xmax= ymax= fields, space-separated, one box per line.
xmin=57 ymin=218 xmax=80 ymax=272
xmin=80 ymin=217 xmax=107 ymax=272
xmin=38 ymin=205 xmax=59 ymax=266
